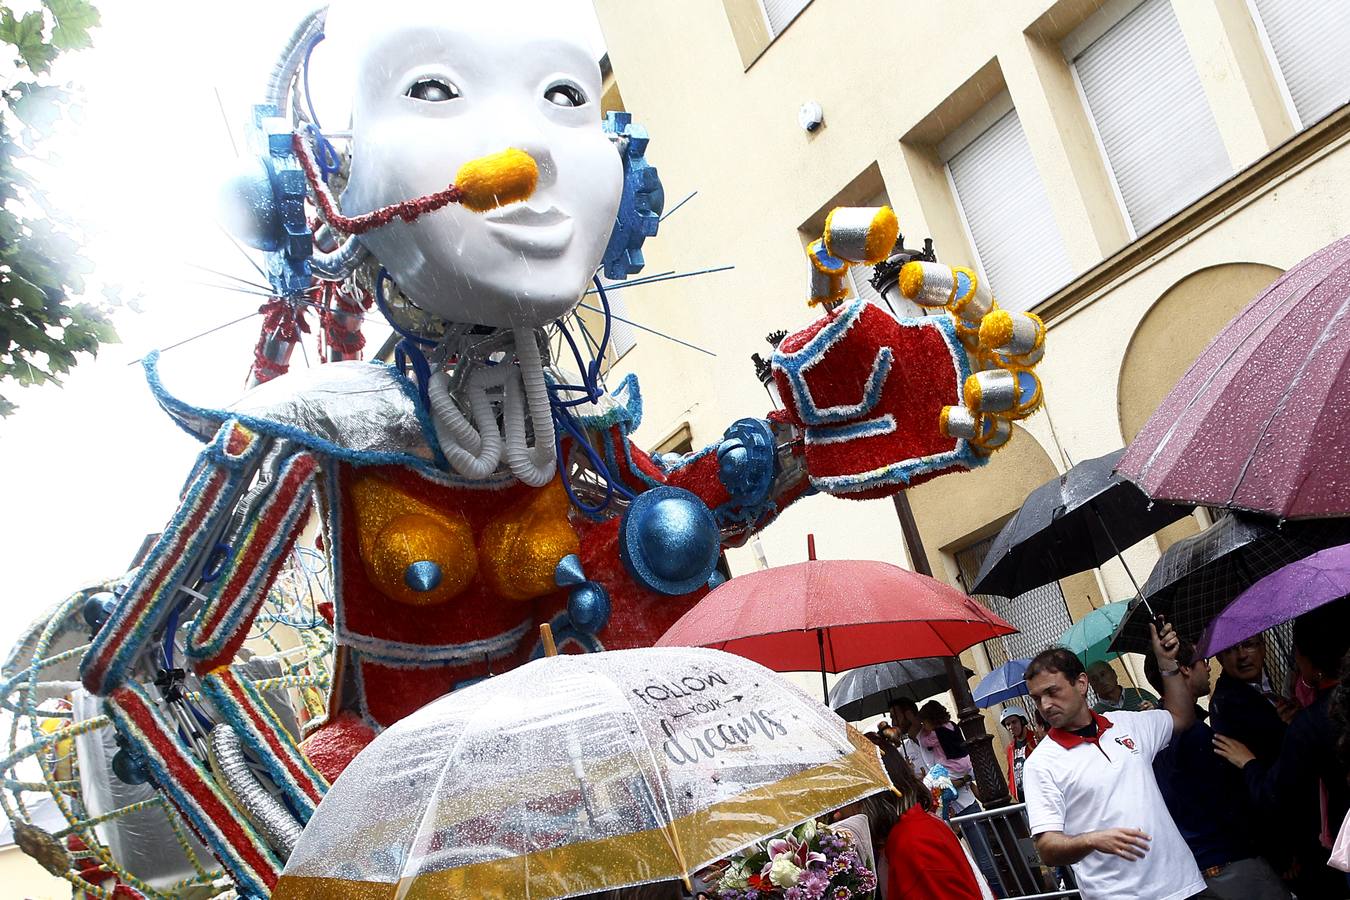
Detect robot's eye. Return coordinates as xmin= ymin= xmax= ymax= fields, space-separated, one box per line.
xmin=544 ymin=82 xmax=587 ymax=108
xmin=406 ymin=78 xmax=460 ymax=102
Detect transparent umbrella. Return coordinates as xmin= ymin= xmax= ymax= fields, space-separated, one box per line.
xmin=274 ymin=646 xmax=891 ymax=900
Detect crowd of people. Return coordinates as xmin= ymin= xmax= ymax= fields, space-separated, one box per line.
xmin=834 ymin=597 xmax=1350 ymax=900
xmin=591 ymin=598 xmax=1350 ymax=900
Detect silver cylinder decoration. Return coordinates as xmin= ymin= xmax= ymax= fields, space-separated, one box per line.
xmin=974 ymin=416 xmax=1013 ymax=451
xmin=806 ymin=238 xmax=848 ymax=276
xmin=897 ymin=261 xmax=957 ymax=308
xmin=808 ymin=265 xmax=845 ymax=307
xmin=940 ymin=405 xmax=979 ymax=441
xmin=823 ymin=206 xmax=898 ymax=264
xmin=980 ymin=310 xmax=1044 ymax=356
xmin=951 ymin=266 xmax=995 ymax=324
xmin=964 ymin=369 xmax=1018 ymax=414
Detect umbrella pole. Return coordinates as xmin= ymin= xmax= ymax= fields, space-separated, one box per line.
xmin=817 ymin=629 xmax=829 ymax=704
xmin=1090 ymin=503 xmax=1157 ymax=619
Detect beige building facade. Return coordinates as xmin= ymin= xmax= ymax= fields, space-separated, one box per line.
xmin=592 ymin=0 xmax=1350 ymax=741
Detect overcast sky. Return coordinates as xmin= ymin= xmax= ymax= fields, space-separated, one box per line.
xmin=0 ymin=1 xmax=608 ymax=654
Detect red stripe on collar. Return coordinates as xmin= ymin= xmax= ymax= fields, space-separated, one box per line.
xmin=1048 ymin=710 xmax=1114 ymax=749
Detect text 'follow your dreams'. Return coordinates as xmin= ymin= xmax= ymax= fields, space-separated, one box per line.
xmin=629 ymin=670 xmax=790 ymax=766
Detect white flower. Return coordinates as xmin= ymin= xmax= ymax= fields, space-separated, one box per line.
xmin=796 ymin=819 xmax=818 ymax=843
xmin=719 ymin=861 xmax=750 ymax=890
xmin=768 ymin=855 xmax=803 ymax=888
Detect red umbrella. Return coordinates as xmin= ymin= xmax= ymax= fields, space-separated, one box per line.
xmin=655 ymin=547 xmax=1015 ymax=697
xmin=1119 ymin=233 xmax=1350 ymax=519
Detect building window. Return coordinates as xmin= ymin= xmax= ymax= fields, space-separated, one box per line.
xmin=1251 ymin=0 xmax=1350 ymax=129
xmin=954 ymin=536 xmax=1075 ymax=666
xmin=941 ymin=99 xmax=1074 ymax=313
xmin=1067 ymin=0 xmax=1231 ymax=236
xmin=760 ymin=0 xmax=811 ymax=38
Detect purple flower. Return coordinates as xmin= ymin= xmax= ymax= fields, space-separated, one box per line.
xmin=800 ymin=869 xmax=830 ymax=900
xmin=785 ymin=889 xmax=805 ymax=900
xmin=832 ymin=888 xmax=851 ymax=900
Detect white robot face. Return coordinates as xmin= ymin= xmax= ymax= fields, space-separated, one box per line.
xmin=325 ymin=0 xmax=623 ymax=329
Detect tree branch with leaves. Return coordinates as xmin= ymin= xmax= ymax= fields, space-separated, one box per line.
xmin=0 ymin=0 xmax=115 ymax=417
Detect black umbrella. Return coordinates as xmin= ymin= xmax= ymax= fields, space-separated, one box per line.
xmin=1109 ymin=512 xmax=1350 ymax=653
xmin=972 ymin=449 xmax=1194 ymax=598
xmin=827 ymin=657 xmax=973 ymax=722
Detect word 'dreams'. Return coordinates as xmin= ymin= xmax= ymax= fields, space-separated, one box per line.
xmin=660 ymin=709 xmax=788 ymax=765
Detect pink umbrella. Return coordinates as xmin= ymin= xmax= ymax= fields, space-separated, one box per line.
xmin=1118 ymin=233 xmax=1350 ymax=519
xmin=654 ymin=541 xmax=1015 ymax=698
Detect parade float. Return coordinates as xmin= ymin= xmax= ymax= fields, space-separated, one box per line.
xmin=1 ymin=1 xmax=1046 ymax=895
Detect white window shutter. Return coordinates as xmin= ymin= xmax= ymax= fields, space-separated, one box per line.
xmin=1072 ymin=0 xmax=1231 ymax=235
xmin=1253 ymin=0 xmax=1350 ymax=128
xmin=946 ymin=110 xmax=1075 ymax=313
xmin=760 ymin=0 xmax=811 ymax=37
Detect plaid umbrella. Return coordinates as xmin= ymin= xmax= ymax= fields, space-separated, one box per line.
xmin=1109 ymin=513 xmax=1350 ymax=653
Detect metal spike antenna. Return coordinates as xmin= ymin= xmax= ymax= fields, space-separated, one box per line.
xmin=126 ymin=312 xmax=262 ymax=366
xmin=574 ymin=303 xmax=716 ymax=357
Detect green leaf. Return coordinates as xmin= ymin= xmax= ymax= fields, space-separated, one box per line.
xmin=0 ymin=10 xmax=57 ymax=74
xmin=5 ymin=274 xmax=48 ymax=310
xmin=42 ymin=0 xmax=98 ymax=51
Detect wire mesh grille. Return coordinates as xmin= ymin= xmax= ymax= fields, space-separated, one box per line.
xmin=955 ymin=536 xmax=1080 ymax=717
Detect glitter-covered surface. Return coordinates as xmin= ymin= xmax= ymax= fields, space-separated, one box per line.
xmin=275 ymin=648 xmax=889 ymax=899
xmin=1119 ymin=232 xmax=1350 ymax=519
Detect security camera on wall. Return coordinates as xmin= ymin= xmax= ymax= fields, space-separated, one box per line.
xmin=799 ymin=100 xmax=824 ymax=133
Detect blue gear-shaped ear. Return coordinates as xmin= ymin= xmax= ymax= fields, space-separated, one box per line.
xmin=219 ymin=104 xmax=314 ymax=297
xmin=601 ymin=111 xmax=664 ymax=280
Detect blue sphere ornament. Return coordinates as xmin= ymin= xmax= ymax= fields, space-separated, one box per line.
xmin=619 ymin=487 xmax=720 ymax=596
xmin=553 ymin=553 xmax=587 ymax=588
xmin=219 ymin=156 xmax=283 ymax=252
xmin=567 ymin=582 xmax=612 ymax=633
xmin=403 ymin=560 xmax=443 ymax=593
xmin=111 ymin=748 xmax=149 ymax=785
xmin=82 ymin=592 xmax=118 ymax=631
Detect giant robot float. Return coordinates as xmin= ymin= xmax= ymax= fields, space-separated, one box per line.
xmin=1 ymin=2 xmax=1046 ymax=896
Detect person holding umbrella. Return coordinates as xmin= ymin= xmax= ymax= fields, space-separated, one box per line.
xmin=1021 ymin=621 xmax=1209 ymax=900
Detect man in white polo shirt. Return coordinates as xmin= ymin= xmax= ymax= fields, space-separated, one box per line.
xmin=1022 ymin=623 xmax=1215 ymax=900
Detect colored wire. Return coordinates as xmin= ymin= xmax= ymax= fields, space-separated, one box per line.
xmin=302 ymin=34 xmax=341 ymax=182
xmin=375 ymin=268 xmax=438 ymax=347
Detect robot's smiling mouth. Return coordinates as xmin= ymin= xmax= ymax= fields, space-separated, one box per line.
xmin=484 ymin=206 xmax=573 ymax=255
xmin=486 ymin=205 xmax=568 ymax=226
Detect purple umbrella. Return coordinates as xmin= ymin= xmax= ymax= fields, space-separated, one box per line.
xmin=1118 ymin=233 xmax=1350 ymax=519
xmin=1195 ymin=541 xmax=1350 ymax=658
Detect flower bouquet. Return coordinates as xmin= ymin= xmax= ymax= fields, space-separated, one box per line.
xmin=711 ymin=819 xmax=877 ymax=900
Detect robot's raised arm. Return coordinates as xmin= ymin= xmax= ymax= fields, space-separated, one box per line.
xmin=81 ymin=420 xmax=318 ymax=696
